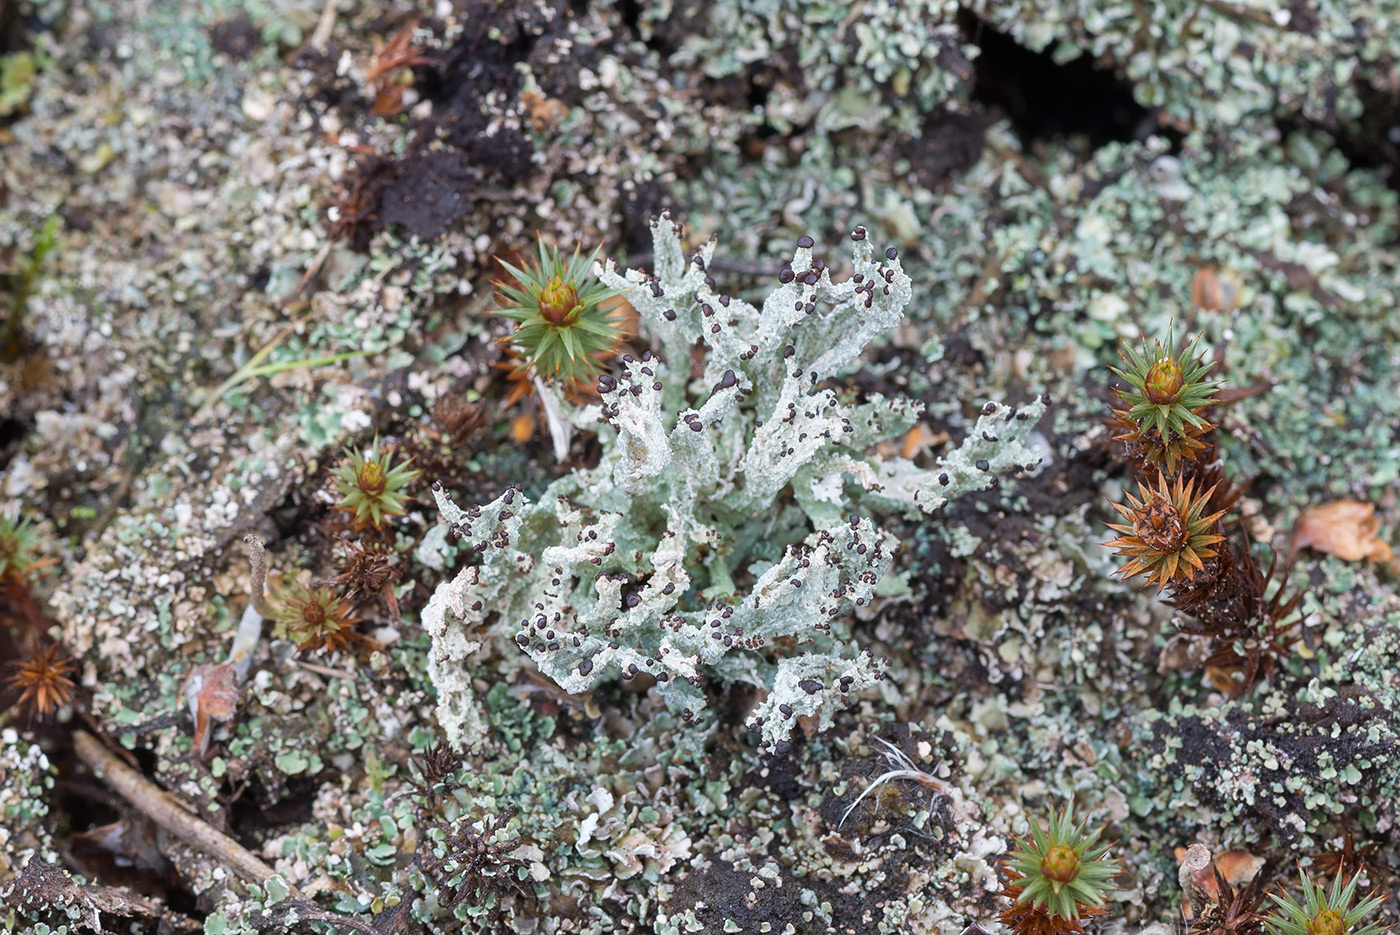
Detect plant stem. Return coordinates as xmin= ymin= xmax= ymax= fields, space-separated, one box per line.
xmin=72 ymin=730 xmax=297 ymax=893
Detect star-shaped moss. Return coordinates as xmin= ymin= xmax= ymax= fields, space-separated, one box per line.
xmin=494 ymin=237 xmax=630 ymax=391
xmin=0 ymin=514 xmax=47 ymax=583
xmin=1265 ymin=870 xmax=1387 ymax=935
xmin=1110 ymin=336 xmax=1221 ymax=472
xmin=274 ymin=580 xmax=360 ymax=654
xmin=332 ymin=437 xmax=419 ymax=528
xmin=1105 ymin=475 xmax=1227 ymax=591
xmin=1001 ymin=807 xmax=1121 ymax=924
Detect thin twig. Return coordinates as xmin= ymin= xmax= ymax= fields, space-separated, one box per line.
xmin=294 ymin=658 xmax=360 ymax=680
xmin=261 ymin=900 xmax=386 ymax=934
xmin=244 ymin=534 xmax=277 ymax=619
xmin=1201 ymin=0 xmax=1285 ymax=28
xmin=293 ymin=239 xmax=334 ymax=298
xmin=72 ymin=730 xmax=297 ymax=892
xmin=308 ymin=0 xmax=340 ymax=52
xmin=74 ymin=732 xmax=388 ymax=933
xmin=190 ymin=302 xmax=369 ymax=425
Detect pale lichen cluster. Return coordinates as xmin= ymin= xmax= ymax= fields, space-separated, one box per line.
xmin=0 ymin=730 xmax=55 ymax=881
xmin=423 ymin=215 xmax=1045 ymax=753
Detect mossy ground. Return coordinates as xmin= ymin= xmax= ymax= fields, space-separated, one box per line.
xmin=1 ymin=1 xmax=1398 ymax=934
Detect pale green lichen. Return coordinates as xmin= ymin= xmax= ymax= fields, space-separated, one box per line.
xmin=0 ymin=730 xmax=56 ymax=883
xmin=423 ymin=213 xmax=1045 ymax=753
xmin=968 ymin=0 xmax=1400 ymax=131
xmin=644 ymin=0 xmax=972 ymax=123
xmin=7 ymin=1 xmax=1400 ymax=932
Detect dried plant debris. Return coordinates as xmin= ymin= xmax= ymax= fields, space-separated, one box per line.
xmin=1291 ymin=501 xmax=1395 ymax=566
xmin=1105 ymin=333 xmax=1303 ymax=695
xmin=0 ymin=858 xmax=181 ymax=931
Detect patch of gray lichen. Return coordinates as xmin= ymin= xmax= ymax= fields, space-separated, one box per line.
xmin=2 ymin=0 xmax=1399 ymax=933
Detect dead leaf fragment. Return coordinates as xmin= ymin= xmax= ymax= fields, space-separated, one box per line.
xmin=183 ymin=660 xmax=240 ymax=758
xmin=898 ymin=423 xmax=951 ymax=459
xmin=522 ymin=90 xmax=570 ymax=133
xmin=1173 ymin=847 xmax=1264 ymax=917
xmin=1291 ymin=500 xmax=1394 ymax=564
xmin=1190 ymin=266 xmax=1243 ymax=312
xmin=510 ymin=413 xmax=536 ymax=444
xmin=1208 ymin=849 xmax=1265 ymax=887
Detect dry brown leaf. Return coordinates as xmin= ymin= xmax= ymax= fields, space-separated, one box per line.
xmin=523 ymin=92 xmax=570 ymax=133
xmin=183 ymin=660 xmax=240 ymax=759
xmin=1203 ymin=666 xmax=1238 ymax=694
xmin=1190 ymin=266 xmax=1243 ymax=312
xmin=510 ymin=413 xmax=535 ymax=444
xmin=896 ymin=423 xmax=949 ymax=460
xmin=1210 ymin=849 xmax=1265 ymax=887
xmin=900 ymin=424 xmax=930 ymax=459
xmin=602 ymin=295 xmax=639 ymax=336
xmin=1173 ymin=847 xmax=1264 ymax=917
xmin=1291 ymin=500 xmax=1394 ymax=564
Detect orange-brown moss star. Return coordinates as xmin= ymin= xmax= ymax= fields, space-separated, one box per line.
xmin=5 ymin=643 xmax=76 ymax=719
xmin=275 ymin=582 xmax=361 ymax=654
xmin=1106 ymin=475 xmax=1227 ymax=591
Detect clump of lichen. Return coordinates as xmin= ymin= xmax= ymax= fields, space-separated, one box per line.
xmin=8 ymin=1 xmax=1400 ymax=933
xmin=0 ymin=729 xmax=56 ymax=882
xmin=423 ymin=212 xmax=1047 ymax=753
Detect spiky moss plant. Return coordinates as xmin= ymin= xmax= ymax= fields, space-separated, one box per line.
xmin=493 ymin=237 xmax=629 ymax=392
xmin=273 ymin=581 xmax=359 ymax=654
xmin=4 ymin=643 xmax=76 ymax=720
xmin=1192 ymin=864 xmax=1269 ymax=935
xmin=0 ymin=515 xmax=46 ymax=583
xmin=1110 ymin=336 xmax=1221 ymax=473
xmin=1265 ymin=871 xmax=1388 ymax=935
xmin=331 ymin=437 xmax=420 ymax=528
xmin=1102 ymin=332 xmax=1301 ymax=694
xmin=999 ymin=808 xmax=1121 ymax=934
xmin=1105 ymin=475 xmax=1227 ymax=591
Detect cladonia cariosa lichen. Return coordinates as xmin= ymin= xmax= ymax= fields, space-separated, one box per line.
xmin=423 ymin=212 xmax=1047 ymax=752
